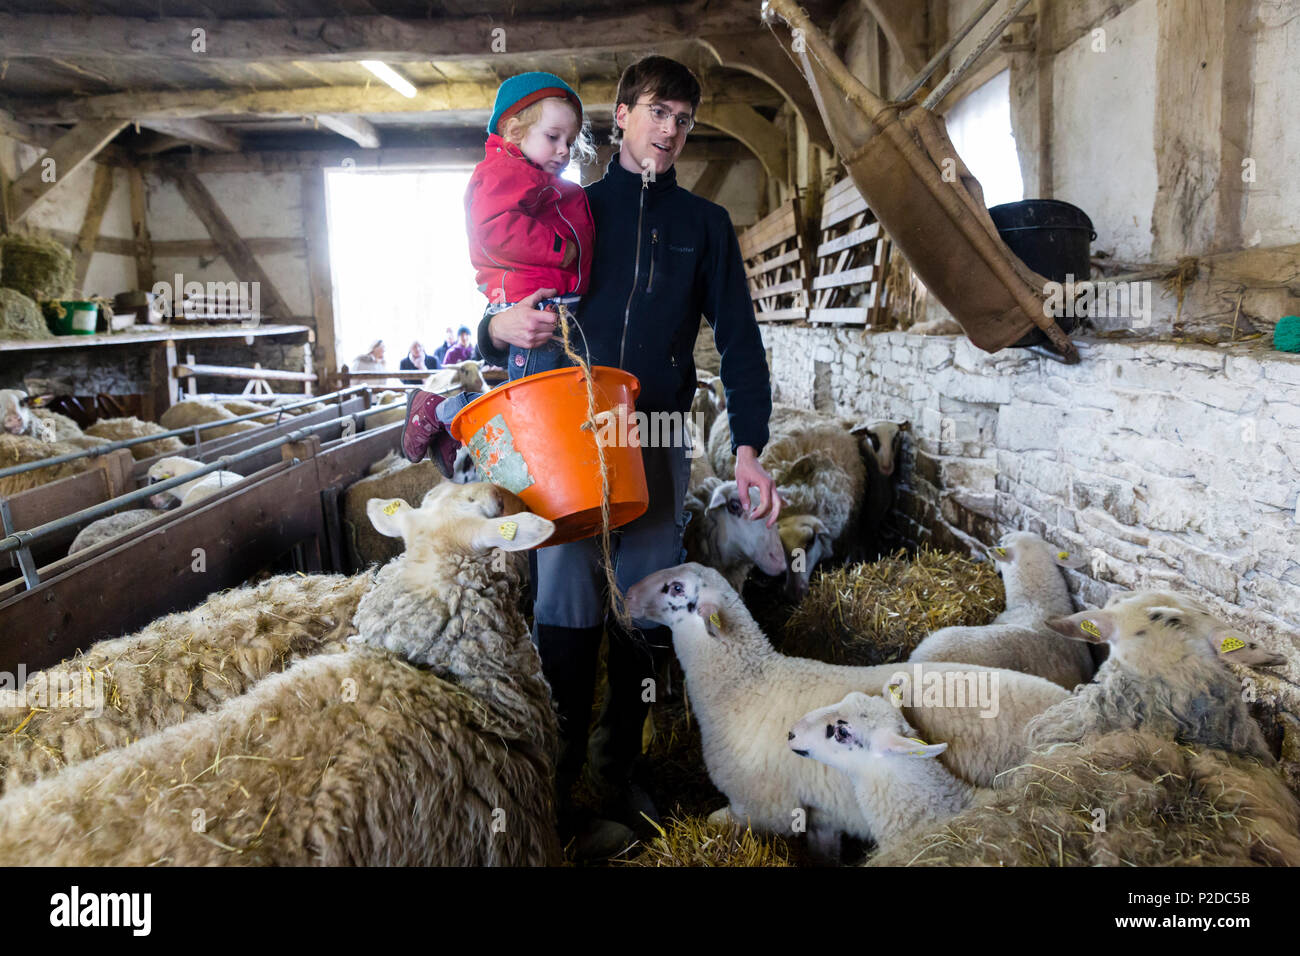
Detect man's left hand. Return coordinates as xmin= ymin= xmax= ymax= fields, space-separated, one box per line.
xmin=735 ymin=445 xmax=781 ymax=527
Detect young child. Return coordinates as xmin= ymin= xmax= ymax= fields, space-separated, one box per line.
xmin=402 ymin=71 xmax=595 ymax=472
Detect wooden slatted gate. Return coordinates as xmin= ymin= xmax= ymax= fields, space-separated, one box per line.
xmin=809 ymin=176 xmax=891 ymax=327
xmin=739 ymin=197 xmax=810 ymax=323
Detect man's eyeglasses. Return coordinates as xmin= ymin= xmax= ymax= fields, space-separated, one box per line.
xmin=636 ymin=102 xmax=695 ymax=133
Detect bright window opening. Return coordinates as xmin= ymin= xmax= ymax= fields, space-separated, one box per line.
xmin=944 ymin=69 xmax=1025 ymax=208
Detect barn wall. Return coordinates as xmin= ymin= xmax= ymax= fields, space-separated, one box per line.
xmin=762 ymin=324 xmax=1300 ymax=653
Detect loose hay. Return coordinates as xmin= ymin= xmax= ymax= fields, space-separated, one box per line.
xmin=780 ymin=548 xmax=1005 ymax=666
xmin=869 ymin=730 xmax=1300 ymax=867
xmin=0 ymin=234 xmax=74 ymax=302
xmin=0 ymin=288 xmax=51 ymax=340
xmin=614 ymin=814 xmax=792 ymax=867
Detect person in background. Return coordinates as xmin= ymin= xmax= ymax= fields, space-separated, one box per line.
xmin=400 ymin=340 xmax=440 ymax=372
xmin=442 ymin=326 xmax=476 ymax=365
xmin=432 ymin=327 xmax=456 ymax=365
xmin=350 ymin=339 xmax=386 ymax=373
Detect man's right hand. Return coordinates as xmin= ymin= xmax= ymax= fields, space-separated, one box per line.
xmin=487 ymin=287 xmax=560 ymax=351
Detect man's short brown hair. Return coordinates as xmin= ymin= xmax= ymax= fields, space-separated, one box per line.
xmin=611 ymin=55 xmax=702 ymax=143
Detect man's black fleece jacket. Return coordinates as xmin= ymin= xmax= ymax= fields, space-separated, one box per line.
xmin=476 ymin=154 xmax=771 ymax=455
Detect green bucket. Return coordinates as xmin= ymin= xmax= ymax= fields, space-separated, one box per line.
xmin=45 ymin=300 xmax=99 ymax=335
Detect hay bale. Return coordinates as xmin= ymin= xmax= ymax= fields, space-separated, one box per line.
xmin=0 ymin=433 xmax=95 ymax=495
xmin=870 ymin=731 xmax=1300 ymax=867
xmin=0 ymin=234 xmax=74 ymax=302
xmin=778 ymin=548 xmax=1006 ymax=666
xmin=615 ymin=815 xmax=792 ymax=867
xmin=0 ymin=288 xmax=51 ymax=341
xmin=84 ymin=417 xmax=187 ymax=461
xmin=0 ymin=571 xmax=370 ymax=795
xmin=342 ymin=457 xmax=445 ymax=566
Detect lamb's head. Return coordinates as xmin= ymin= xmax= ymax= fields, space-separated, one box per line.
xmin=788 ymin=690 xmax=947 ymax=771
xmin=626 ymin=561 xmax=764 ymax=646
xmin=705 ymin=480 xmax=786 ymax=577
xmin=1101 ymin=590 xmax=1287 ymax=669
xmin=776 ymin=512 xmax=832 ymax=602
xmin=852 ymin=420 xmax=909 ymax=477
xmin=1046 ymin=593 xmax=1286 ymax=673
xmin=368 ymin=480 xmax=547 ymax=564
xmin=1 ymin=388 xmax=32 ymax=436
xmin=990 ymin=531 xmax=1086 ymax=572
xmin=455 ymin=361 xmax=488 ymax=393
xmin=146 ymin=456 xmax=204 ymax=509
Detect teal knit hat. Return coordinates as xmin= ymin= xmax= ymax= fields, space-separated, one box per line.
xmin=487 ymin=71 xmax=582 ymax=136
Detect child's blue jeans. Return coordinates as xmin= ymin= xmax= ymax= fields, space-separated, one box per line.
xmin=435 ymin=294 xmax=585 ymax=425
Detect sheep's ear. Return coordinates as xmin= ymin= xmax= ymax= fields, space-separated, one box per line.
xmin=22 ymin=392 xmax=54 ymax=408
xmin=783 ymin=453 xmax=819 ymax=485
xmin=848 ymin=421 xmax=872 ymax=436
xmin=1047 ymin=609 xmax=1115 ymax=643
xmin=1052 ymin=548 xmax=1088 ymax=570
xmin=896 ymin=420 xmax=911 ymax=432
xmin=871 ymin=729 xmax=947 ymax=758
xmin=695 ymin=586 xmax=724 ymax=632
xmin=473 ymin=512 xmax=554 ymax=552
xmin=367 ymin=497 xmax=411 ymax=538
xmin=990 ymin=544 xmax=1013 ymax=564
xmin=814 ymin=527 xmax=834 ymax=557
xmin=1210 ymin=629 xmax=1288 ymax=668
xmin=707 ymin=484 xmax=729 ymax=511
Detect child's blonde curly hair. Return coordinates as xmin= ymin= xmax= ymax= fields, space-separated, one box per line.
xmin=498 ymin=96 xmax=597 ymax=167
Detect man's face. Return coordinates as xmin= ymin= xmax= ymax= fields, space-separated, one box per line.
xmin=615 ymin=94 xmax=692 ymax=178
xmin=411 ymin=343 xmax=424 ymax=359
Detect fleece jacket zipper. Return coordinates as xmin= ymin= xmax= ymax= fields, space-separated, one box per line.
xmin=619 ymin=179 xmax=648 ymax=368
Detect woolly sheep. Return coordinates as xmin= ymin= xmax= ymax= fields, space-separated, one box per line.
xmin=158 ymin=400 xmax=260 ymax=441
xmin=365 ymin=390 xmax=407 ymax=428
xmin=219 ymin=399 xmax=278 ymax=423
xmin=0 ymin=571 xmax=371 ymax=794
xmin=0 ymin=433 xmax=97 ymax=495
xmin=681 ymin=477 xmax=786 ymax=593
xmin=146 ymin=456 xmax=244 ymax=508
xmin=910 ymin=532 xmax=1095 ymax=689
xmin=859 ymin=419 xmax=908 ymax=553
xmin=1027 ymin=591 xmax=1282 ymax=760
xmin=0 ymin=484 xmax=561 ymax=865
xmin=342 ymin=454 xmax=452 ymax=566
xmin=788 ymin=690 xmax=973 ymax=850
xmin=67 ymin=508 xmax=167 ymax=555
xmin=424 ymin=360 xmax=488 ymax=397
xmin=84 ymin=416 xmax=187 ymax=461
xmin=624 ymin=562 xmax=1067 ymax=858
xmin=690 ymin=376 xmax=727 ymax=451
xmin=776 ymin=512 xmax=833 ymax=602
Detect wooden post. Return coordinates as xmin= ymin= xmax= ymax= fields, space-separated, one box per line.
xmin=128 ymin=166 xmax=154 ymax=290
xmin=72 ymin=164 xmax=116 ymax=290
xmin=1034 ymin=0 xmax=1054 ymax=197
xmin=145 ymin=338 xmax=178 ymax=420
xmin=299 ymin=168 xmax=337 ymax=382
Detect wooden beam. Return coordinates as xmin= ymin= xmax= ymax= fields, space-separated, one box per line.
xmin=300 ymin=169 xmax=338 ymax=380
xmin=696 ymin=104 xmax=786 ymax=182
xmin=139 ymin=118 xmax=242 ymax=152
xmin=697 ymin=32 xmax=832 ymax=152
xmin=689 ymin=160 xmax=731 ymax=202
xmin=861 ymin=0 xmax=929 ymax=76
xmin=9 ymin=119 xmax=127 ymax=223
xmin=315 ymin=114 xmax=380 ymax=149
xmin=1034 ymin=0 xmax=1054 ymax=197
xmin=72 ymin=164 xmax=115 ymax=289
xmin=0 ymin=5 xmax=759 ymax=62
xmin=128 ymin=166 xmax=153 ymax=290
xmin=19 ymin=77 xmax=781 ymax=123
xmin=166 ymin=171 xmax=291 ymax=319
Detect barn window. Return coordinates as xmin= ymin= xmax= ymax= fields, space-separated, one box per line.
xmin=943 ymin=69 xmax=1024 ymax=208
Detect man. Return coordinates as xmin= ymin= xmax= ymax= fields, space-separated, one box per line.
xmin=433 ymin=327 xmax=456 ymax=365
xmin=400 ymin=340 xmax=440 ymax=372
xmin=477 ymin=56 xmax=778 ymax=858
xmin=443 ymin=326 xmax=476 ymax=364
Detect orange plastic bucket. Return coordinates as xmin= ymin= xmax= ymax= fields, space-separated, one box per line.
xmin=449 ymin=366 xmax=650 ymax=546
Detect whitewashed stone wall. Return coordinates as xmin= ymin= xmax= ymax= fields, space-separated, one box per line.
xmin=761 ymin=325 xmax=1300 ymax=655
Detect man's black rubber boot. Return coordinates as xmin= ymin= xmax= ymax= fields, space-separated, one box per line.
xmin=532 ymin=622 xmax=604 ymax=789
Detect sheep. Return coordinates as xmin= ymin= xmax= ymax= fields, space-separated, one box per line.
xmin=690 ymin=376 xmax=727 ymax=451
xmin=1 ymin=388 xmax=102 ymax=447
xmin=366 ymin=390 xmax=407 ymax=428
xmin=624 ymin=562 xmax=1068 ymax=858
xmin=0 ymin=571 xmax=371 ymax=795
xmin=68 ymin=508 xmax=167 ymax=555
xmin=858 ymin=419 xmax=909 ymax=554
xmin=705 ymin=403 xmax=813 ymax=481
xmin=158 ymin=400 xmax=261 ymax=441
xmin=788 ymin=690 xmax=974 ymax=850
xmin=1 ymin=387 xmax=41 ymax=437
xmin=424 ymin=360 xmax=488 ymax=397
xmin=0 ymin=484 xmax=563 ymax=865
xmin=1026 ymin=591 xmax=1281 ymax=760
xmin=909 ymin=532 xmax=1095 ymax=689
xmin=681 ymin=477 xmax=787 ymax=593
xmin=145 ymin=456 xmax=245 ymax=508
xmin=776 ymin=512 xmax=833 ymax=602
xmin=0 ymin=433 xmax=97 ymax=495
xmin=342 ymin=455 xmax=449 ymax=566
xmin=84 ymin=416 xmax=187 ymax=461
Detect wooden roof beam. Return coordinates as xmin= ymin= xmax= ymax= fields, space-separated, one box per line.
xmin=315 ymin=115 xmax=381 ymax=149
xmin=695 ymin=104 xmax=787 ymax=182
xmin=9 ymin=119 xmax=128 ymax=223
xmin=139 ymin=118 xmax=242 ymax=152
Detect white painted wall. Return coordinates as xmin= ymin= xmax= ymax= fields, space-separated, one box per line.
xmin=1241 ymin=1 xmax=1300 ymax=248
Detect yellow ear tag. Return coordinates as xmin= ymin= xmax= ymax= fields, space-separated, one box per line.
xmin=888 ymin=684 xmax=903 ymax=702
xmin=1220 ymin=636 xmax=1246 ymax=653
xmin=381 ymin=500 xmax=403 ymax=516
xmin=907 ymin=737 xmax=930 ymax=755
xmin=498 ymin=520 xmax=518 ymax=541
xmin=1058 ymin=551 xmax=1070 ymax=560
xmin=708 ymin=611 xmax=721 ymax=628
xmin=994 ymin=547 xmax=1007 ymax=556
xmin=1080 ymin=619 xmax=1102 ymax=638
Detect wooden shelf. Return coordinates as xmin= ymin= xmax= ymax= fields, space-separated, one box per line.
xmin=0 ymin=323 xmax=313 ymax=352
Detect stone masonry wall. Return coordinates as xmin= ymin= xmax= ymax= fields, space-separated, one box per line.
xmin=760 ymin=325 xmax=1300 ymax=659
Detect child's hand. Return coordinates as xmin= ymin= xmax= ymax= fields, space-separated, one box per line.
xmin=560 ymin=241 xmax=576 ymax=268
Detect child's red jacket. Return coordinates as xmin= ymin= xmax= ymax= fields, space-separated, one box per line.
xmin=464 ymin=133 xmax=595 ymax=304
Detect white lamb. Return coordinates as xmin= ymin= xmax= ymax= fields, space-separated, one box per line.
xmin=682 ymin=477 xmax=786 ymax=592
xmin=909 ymin=532 xmax=1095 ymax=689
xmin=146 ymin=456 xmax=244 ymax=508
xmin=788 ymin=690 xmax=973 ymax=850
xmin=424 ymin=360 xmax=488 ymax=397
xmin=625 ymin=562 xmax=1068 ymax=858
